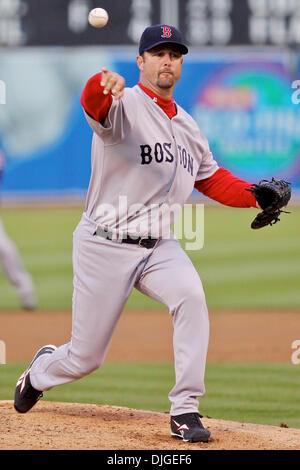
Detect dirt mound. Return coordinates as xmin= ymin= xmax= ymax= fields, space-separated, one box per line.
xmin=1 ymin=401 xmax=299 ymax=450
xmin=2 ymin=310 xmax=300 ymax=450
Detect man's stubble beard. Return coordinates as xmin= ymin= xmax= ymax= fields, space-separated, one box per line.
xmin=157 ymin=76 xmax=174 ymax=89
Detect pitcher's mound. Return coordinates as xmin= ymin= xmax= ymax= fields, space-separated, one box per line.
xmin=1 ymin=401 xmax=299 ymax=450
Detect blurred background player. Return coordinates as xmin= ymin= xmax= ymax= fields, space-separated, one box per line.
xmin=0 ymin=141 xmax=37 ymax=310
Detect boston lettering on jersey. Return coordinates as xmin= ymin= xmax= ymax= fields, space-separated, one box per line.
xmin=140 ymin=142 xmax=194 ymax=176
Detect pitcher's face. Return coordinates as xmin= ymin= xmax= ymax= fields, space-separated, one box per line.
xmin=137 ymin=45 xmax=183 ymax=94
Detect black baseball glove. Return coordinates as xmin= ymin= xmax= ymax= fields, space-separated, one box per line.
xmin=246 ymin=178 xmax=292 ymax=229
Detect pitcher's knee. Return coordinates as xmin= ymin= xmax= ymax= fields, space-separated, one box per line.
xmin=189 ymin=287 xmax=207 ymax=307
xmin=171 ymin=284 xmax=207 ymax=312
xmin=68 ymin=352 xmax=103 ymax=378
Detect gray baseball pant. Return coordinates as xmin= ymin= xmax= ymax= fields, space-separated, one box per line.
xmin=30 ymin=213 xmax=209 ymax=415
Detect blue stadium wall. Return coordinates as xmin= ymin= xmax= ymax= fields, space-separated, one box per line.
xmin=0 ymin=46 xmax=300 ymax=200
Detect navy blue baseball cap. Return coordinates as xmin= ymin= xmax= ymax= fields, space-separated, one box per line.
xmin=139 ymin=24 xmax=188 ymax=55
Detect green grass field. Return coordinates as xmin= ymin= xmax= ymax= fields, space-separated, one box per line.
xmin=2 ymin=362 xmax=300 ymax=429
xmin=0 ymin=204 xmax=299 ymax=310
xmin=1 ymin=204 xmax=299 ymax=429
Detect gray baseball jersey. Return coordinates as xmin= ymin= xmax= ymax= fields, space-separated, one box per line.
xmin=29 ymin=84 xmax=217 ymax=416
xmin=84 ymin=85 xmax=218 ymax=238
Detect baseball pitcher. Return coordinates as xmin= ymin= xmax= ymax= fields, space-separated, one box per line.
xmin=14 ymin=25 xmax=291 ymax=442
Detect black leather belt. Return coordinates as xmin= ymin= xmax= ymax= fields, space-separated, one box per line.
xmin=94 ymin=226 xmax=159 ymax=249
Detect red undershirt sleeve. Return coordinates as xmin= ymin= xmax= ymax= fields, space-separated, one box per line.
xmin=194 ymin=167 xmax=257 ymax=208
xmin=80 ymin=72 xmax=113 ymax=124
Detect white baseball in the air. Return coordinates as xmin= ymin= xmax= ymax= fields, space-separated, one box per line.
xmin=88 ymin=8 xmax=109 ymax=28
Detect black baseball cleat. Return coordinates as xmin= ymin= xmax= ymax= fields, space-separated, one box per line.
xmin=14 ymin=344 xmax=56 ymax=413
xmin=170 ymin=412 xmax=211 ymax=442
